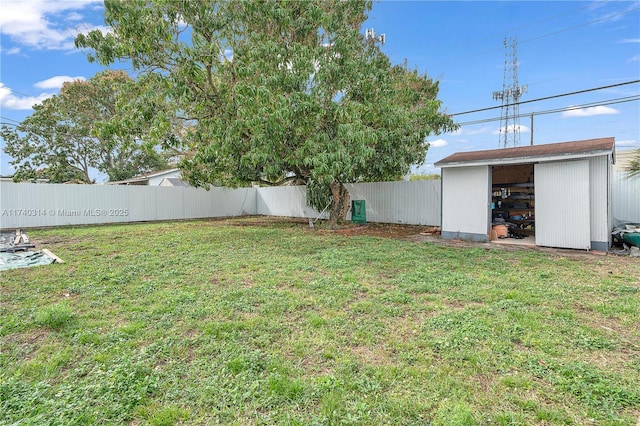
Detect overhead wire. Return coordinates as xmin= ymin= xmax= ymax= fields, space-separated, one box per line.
xmin=450 ymin=80 xmax=640 ymax=116
xmin=455 ymin=95 xmax=640 ymax=127
xmin=430 ymin=2 xmax=639 ymax=67
xmin=0 ymin=116 xmax=21 ymax=124
xmin=520 ymin=5 xmax=640 ymax=45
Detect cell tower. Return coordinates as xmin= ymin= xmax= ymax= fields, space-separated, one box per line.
xmin=492 ymin=37 xmax=528 ymax=147
xmin=365 ymin=28 xmax=386 ymax=45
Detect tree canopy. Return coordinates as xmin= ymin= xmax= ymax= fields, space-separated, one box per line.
xmin=76 ymin=0 xmax=456 ymax=222
xmin=1 ymin=70 xmax=168 ymax=183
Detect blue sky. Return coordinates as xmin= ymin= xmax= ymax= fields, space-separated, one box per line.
xmin=1 ymin=0 xmax=639 ymax=181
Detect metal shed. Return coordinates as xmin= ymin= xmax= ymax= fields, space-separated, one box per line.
xmin=434 ymin=138 xmax=615 ymax=251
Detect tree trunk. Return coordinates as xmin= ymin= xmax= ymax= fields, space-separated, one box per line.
xmin=328 ymin=180 xmax=350 ymax=227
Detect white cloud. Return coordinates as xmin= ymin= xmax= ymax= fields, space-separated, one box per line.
xmin=67 ymin=12 xmax=84 ymax=21
xmin=0 ymin=83 xmax=53 ymax=110
xmin=454 ymin=127 xmax=493 ymax=136
xmin=0 ymin=0 xmax=101 ymax=51
xmin=629 ymin=54 xmax=639 ymax=63
xmin=34 ymin=75 xmax=86 ymax=89
xmin=561 ymin=105 xmax=619 ymax=117
xmin=620 ymin=38 xmax=640 ymax=43
xmin=0 ymin=46 xmax=21 ymax=55
xmin=428 ymin=138 xmax=448 ymax=148
xmin=616 ymin=139 xmax=639 ymax=148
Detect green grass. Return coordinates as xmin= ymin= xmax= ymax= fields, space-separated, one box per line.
xmin=1 ymin=218 xmax=639 ymax=425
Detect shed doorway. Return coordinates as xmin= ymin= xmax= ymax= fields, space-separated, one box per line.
xmin=491 ymin=164 xmax=536 ymax=245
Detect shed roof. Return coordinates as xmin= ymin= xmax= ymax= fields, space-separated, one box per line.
xmin=435 ymin=137 xmax=615 ymax=168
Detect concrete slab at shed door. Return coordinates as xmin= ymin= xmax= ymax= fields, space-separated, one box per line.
xmin=535 ymin=160 xmax=590 ymax=250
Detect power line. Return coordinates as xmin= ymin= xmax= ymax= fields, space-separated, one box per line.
xmin=451 ymin=80 xmax=640 ymax=117
xmin=520 ymin=5 xmax=640 ymax=46
xmin=0 ymin=116 xmax=21 ymax=124
xmin=431 ymin=3 xmax=639 ymax=68
xmin=456 ymin=95 xmax=640 ymax=127
xmin=498 ymin=0 xmax=609 ymax=36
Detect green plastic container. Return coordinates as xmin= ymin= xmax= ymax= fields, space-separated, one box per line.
xmin=351 ymin=200 xmax=366 ymax=224
xmin=622 ymin=232 xmax=640 ymax=247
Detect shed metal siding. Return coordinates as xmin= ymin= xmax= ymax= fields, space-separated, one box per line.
xmin=535 ymin=160 xmax=591 ymax=249
xmin=441 ymin=166 xmax=490 ymax=240
xmin=588 ymin=156 xmax=610 ymax=247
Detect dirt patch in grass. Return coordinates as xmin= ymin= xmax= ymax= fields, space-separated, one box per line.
xmin=213 ymin=217 xmax=633 ymax=262
xmin=351 ymin=345 xmax=392 ymax=366
xmin=315 ymin=223 xmax=441 ymax=239
xmin=4 ymin=329 xmax=52 ymax=362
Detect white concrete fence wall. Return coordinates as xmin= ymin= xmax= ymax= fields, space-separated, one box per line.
xmin=344 ymin=181 xmax=441 ymax=225
xmin=1 ymin=180 xmax=443 ymax=229
xmin=254 ymin=181 xmax=442 ymax=226
xmin=255 ymin=186 xmax=328 ymax=219
xmin=0 ymin=183 xmax=256 ymax=229
xmin=2 ymin=176 xmax=635 ymax=229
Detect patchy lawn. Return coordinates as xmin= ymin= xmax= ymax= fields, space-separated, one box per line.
xmin=1 ymin=218 xmax=639 ymax=425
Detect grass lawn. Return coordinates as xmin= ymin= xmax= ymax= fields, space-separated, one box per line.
xmin=1 ymin=218 xmax=639 ymax=425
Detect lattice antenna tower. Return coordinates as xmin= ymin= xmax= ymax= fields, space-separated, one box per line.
xmin=492 ymin=37 xmax=528 ymax=147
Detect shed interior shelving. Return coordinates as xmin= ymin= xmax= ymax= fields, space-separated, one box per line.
xmin=491 ymin=164 xmax=535 ymax=236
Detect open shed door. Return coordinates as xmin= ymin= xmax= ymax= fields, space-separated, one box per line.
xmin=535 ymin=160 xmax=590 ymax=249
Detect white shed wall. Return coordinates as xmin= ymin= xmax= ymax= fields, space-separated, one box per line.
xmin=588 ymin=156 xmax=611 ymax=248
xmin=441 ymin=166 xmax=490 ymax=241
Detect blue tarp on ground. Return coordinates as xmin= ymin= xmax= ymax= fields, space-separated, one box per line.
xmin=0 ymin=251 xmax=56 ymax=271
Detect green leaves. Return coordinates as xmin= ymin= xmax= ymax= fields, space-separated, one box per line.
xmin=2 ymin=71 xmax=171 ymax=183
xmin=76 ymin=0 xmax=457 ymax=219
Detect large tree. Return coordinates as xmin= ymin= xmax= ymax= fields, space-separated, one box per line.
xmin=1 ymin=70 xmax=168 ymax=183
xmin=76 ymin=0 xmax=456 ymax=222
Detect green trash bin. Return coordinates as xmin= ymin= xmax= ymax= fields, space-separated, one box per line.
xmin=351 ymin=200 xmax=366 ymax=224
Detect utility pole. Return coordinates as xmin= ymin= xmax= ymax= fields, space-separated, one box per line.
xmin=530 ymin=114 xmax=534 ymax=146
xmin=492 ymin=37 xmax=528 ymax=147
